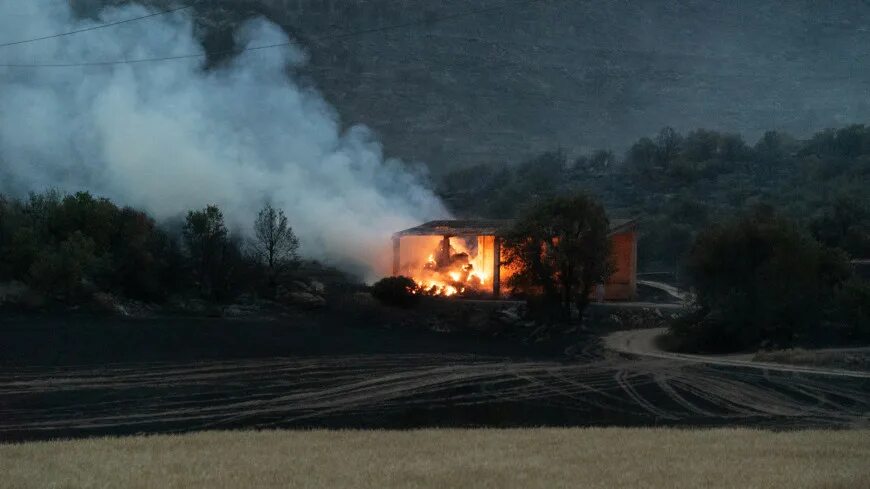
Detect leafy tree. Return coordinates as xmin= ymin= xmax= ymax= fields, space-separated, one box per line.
xmin=54 ymin=192 xmax=117 ymax=251
xmin=717 ymin=133 xmax=750 ymax=164
xmin=810 ymin=197 xmax=870 ymax=258
xmin=682 ymin=129 xmax=721 ymax=164
xmin=626 ymin=137 xmax=658 ymax=176
xmin=514 ymin=150 xmax=567 ymax=197
xmin=28 ymin=231 xmax=98 ymax=301
xmin=639 ymin=219 xmax=694 ymax=272
xmin=802 ymin=124 xmax=870 ymax=160
xmin=502 ymin=194 xmax=612 ymax=320
xmin=674 ymin=208 xmax=851 ymax=352
xmin=3 ymin=226 xmax=40 ymax=280
xmin=655 ymin=126 xmax=683 ymax=168
xmin=108 ymin=207 xmax=178 ymax=301
xmin=753 ymin=130 xmax=793 ymax=176
xmin=252 ymin=203 xmax=300 ymax=293
xmin=183 ymin=205 xmax=230 ymax=299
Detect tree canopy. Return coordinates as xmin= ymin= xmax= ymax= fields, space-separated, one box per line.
xmin=502 ymin=194 xmax=612 ymax=320
xmin=673 ymin=208 xmax=853 ymax=352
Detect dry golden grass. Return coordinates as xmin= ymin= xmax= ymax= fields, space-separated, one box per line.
xmin=2 ymin=428 xmax=868 ymax=489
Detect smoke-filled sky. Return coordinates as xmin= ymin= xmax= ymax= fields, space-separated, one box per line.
xmin=0 ymin=2 xmax=448 ymax=278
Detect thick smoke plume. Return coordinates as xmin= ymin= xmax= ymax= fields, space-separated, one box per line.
xmin=0 ymin=3 xmax=447 ymax=279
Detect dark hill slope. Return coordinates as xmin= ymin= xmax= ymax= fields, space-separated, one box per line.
xmin=86 ymin=0 xmax=870 ymax=173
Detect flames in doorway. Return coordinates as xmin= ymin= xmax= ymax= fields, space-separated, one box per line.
xmin=395 ymin=235 xmax=497 ymax=297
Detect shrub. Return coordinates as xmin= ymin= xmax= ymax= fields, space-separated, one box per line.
xmin=370 ymin=276 xmax=420 ymax=307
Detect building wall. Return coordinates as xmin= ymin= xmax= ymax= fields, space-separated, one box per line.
xmin=605 ymin=230 xmax=637 ymax=300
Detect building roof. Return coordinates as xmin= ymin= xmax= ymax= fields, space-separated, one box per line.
xmin=394 ymin=218 xmax=637 ymax=237
xmin=394 ymin=219 xmax=515 ymax=237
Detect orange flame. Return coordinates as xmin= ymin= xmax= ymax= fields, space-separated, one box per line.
xmin=397 ymin=235 xmax=494 ymax=297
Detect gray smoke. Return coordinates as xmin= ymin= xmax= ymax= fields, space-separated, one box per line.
xmin=0 ymin=2 xmax=448 ymax=279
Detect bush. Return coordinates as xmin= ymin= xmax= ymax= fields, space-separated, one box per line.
xmin=370 ymin=276 xmax=420 ymax=307
xmin=672 ymin=208 xmax=851 ymax=352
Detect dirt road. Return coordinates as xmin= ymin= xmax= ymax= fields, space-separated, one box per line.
xmin=604 ymin=327 xmax=870 ymax=379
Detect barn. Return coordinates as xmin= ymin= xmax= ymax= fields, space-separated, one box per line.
xmin=392 ymin=218 xmax=638 ymax=300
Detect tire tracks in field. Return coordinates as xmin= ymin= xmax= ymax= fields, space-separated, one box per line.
xmin=1 ymin=352 xmax=868 ymax=437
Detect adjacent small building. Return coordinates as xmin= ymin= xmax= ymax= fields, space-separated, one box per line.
xmin=392 ymin=218 xmax=638 ymax=300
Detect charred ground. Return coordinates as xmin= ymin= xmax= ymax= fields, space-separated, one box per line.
xmin=1 ymin=301 xmax=868 ymax=442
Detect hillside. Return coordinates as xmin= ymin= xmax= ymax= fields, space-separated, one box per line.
xmin=86 ymin=0 xmax=870 ymax=173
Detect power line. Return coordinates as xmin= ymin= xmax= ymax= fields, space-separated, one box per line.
xmin=0 ymin=4 xmax=193 ymax=49
xmin=0 ymin=0 xmax=545 ymax=68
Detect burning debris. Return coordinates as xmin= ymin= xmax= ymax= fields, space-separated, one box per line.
xmin=392 ymin=220 xmax=511 ymax=298
xmin=414 ymin=237 xmax=490 ymax=296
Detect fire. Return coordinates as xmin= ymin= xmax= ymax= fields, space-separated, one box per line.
xmin=398 ymin=235 xmax=494 ymax=297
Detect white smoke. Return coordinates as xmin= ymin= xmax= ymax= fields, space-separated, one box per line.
xmin=0 ymin=2 xmax=448 ymax=279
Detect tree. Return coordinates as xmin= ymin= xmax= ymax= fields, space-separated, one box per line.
xmin=109 ymin=207 xmax=177 ymax=301
xmin=183 ymin=205 xmax=230 ymax=299
xmin=252 ymin=202 xmax=300 ymax=292
xmin=28 ymin=231 xmax=98 ymax=302
xmin=655 ymin=126 xmax=683 ymax=168
xmin=681 ymin=129 xmax=723 ymax=170
xmin=514 ymin=150 xmax=567 ymax=198
xmin=573 ymin=149 xmax=615 ymax=174
xmin=810 ymin=197 xmax=870 ymax=258
xmin=674 ymin=207 xmax=851 ymax=352
xmin=717 ymin=133 xmax=750 ymax=163
xmin=626 ymin=137 xmax=658 ymax=176
xmin=502 ymin=194 xmax=612 ymax=320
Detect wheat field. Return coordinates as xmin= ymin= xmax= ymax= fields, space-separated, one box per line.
xmin=1 ymin=428 xmax=868 ymax=489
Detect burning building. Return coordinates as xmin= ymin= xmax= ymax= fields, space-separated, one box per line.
xmin=392 ymin=218 xmax=638 ymax=300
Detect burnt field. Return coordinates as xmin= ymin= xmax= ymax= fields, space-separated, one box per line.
xmin=1 ymin=311 xmax=868 ymax=442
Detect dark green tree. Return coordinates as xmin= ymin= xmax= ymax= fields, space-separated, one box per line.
xmin=502 ymin=194 xmax=612 ymax=320
xmin=753 ymin=130 xmax=793 ymax=176
xmin=676 ymin=208 xmax=851 ymax=352
xmin=28 ymin=231 xmax=98 ymax=302
xmin=810 ymin=197 xmax=870 ymax=258
xmin=655 ymin=126 xmax=683 ymax=168
xmin=183 ymin=205 xmax=230 ymax=299
xmin=514 ymin=150 xmax=567 ymax=199
xmin=626 ymin=137 xmax=658 ymax=176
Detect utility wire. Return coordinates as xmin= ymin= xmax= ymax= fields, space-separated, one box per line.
xmin=0 ymin=0 xmax=546 ymax=68
xmin=0 ymin=4 xmax=193 ymax=49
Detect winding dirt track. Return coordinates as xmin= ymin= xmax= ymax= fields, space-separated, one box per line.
xmin=2 ymin=343 xmax=868 ymax=440
xmin=604 ymin=328 xmax=870 ymax=379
